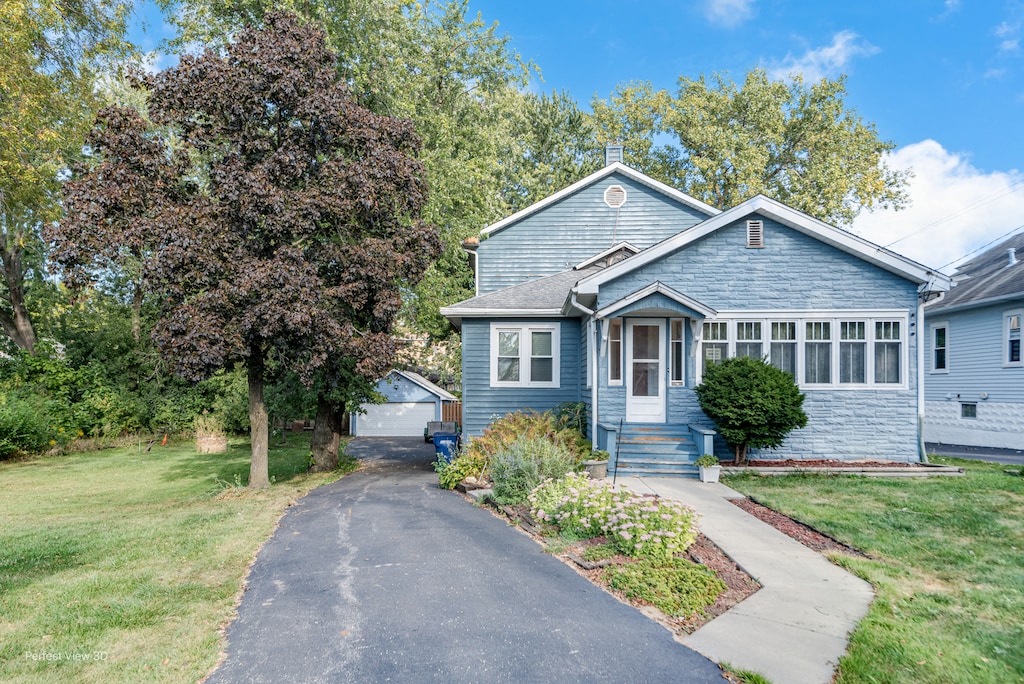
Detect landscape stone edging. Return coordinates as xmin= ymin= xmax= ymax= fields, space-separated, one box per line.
xmin=721 ymin=464 xmax=964 ymax=477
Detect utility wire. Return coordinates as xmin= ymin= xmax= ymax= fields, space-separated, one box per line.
xmin=937 ymin=223 xmax=1024 ymax=272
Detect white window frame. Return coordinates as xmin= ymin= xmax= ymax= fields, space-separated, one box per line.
xmin=695 ymin=310 xmax=909 ymax=390
xmin=608 ymin=319 xmax=623 ymax=386
xmin=489 ymin=323 xmax=560 ymax=388
xmin=1004 ymin=310 xmax=1023 ymax=368
xmin=670 ymin=318 xmax=685 ymax=386
xmin=930 ymin=321 xmax=949 ymax=373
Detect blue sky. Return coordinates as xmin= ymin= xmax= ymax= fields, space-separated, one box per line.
xmin=131 ymin=0 xmax=1024 ymax=272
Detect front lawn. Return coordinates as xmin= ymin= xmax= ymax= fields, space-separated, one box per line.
xmin=725 ymin=457 xmax=1024 ymax=684
xmin=0 ymin=434 xmax=354 ymax=683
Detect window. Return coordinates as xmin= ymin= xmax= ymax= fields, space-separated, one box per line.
xmin=1006 ymin=312 xmax=1022 ymax=366
xmin=874 ymin=321 xmax=901 ymax=384
xmin=702 ymin=322 xmax=728 ymax=365
xmin=736 ymin=321 xmax=763 ymax=359
xmin=770 ymin=322 xmax=797 ymax=377
xmin=961 ymin=403 xmax=977 ymax=419
xmin=609 ymin=319 xmax=622 ymax=385
xmin=839 ymin=321 xmax=866 ymax=384
xmin=805 ymin=322 xmax=832 ymax=384
xmin=932 ymin=324 xmax=948 ymax=372
xmin=670 ymin=319 xmax=685 ymax=385
xmin=490 ymin=324 xmax=560 ymax=387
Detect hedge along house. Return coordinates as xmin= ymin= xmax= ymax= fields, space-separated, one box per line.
xmin=441 ymin=147 xmax=951 ymax=474
xmin=922 ymin=232 xmax=1024 ymax=449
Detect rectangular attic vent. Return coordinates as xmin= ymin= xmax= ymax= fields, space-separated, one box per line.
xmin=746 ymin=220 xmax=764 ymax=248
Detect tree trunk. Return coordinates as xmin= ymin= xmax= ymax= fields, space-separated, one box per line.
xmin=247 ymin=349 xmax=270 ymax=488
xmin=0 ymin=239 xmax=37 ymax=353
xmin=309 ymin=396 xmax=344 ymax=472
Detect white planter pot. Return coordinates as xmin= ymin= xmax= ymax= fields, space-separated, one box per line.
xmin=698 ymin=465 xmax=722 ymax=483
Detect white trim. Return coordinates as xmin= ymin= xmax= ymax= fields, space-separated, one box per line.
xmin=608 ymin=318 xmax=623 ymax=386
xmin=489 ymin=322 xmax=561 ymax=388
xmin=670 ymin=318 xmax=686 ymax=386
xmin=592 ymin=282 xmax=717 ymax=320
xmin=573 ymin=242 xmax=640 ymax=270
xmin=479 ymin=162 xmax=719 ymax=238
xmin=929 ymin=321 xmax=949 ymax=374
xmin=439 ymin=306 xmax=563 ymax=318
xmin=575 ymin=195 xmax=952 ymax=295
xmin=1004 ymin=309 xmax=1023 ymax=368
xmin=696 ymin=311 xmax=911 ymax=390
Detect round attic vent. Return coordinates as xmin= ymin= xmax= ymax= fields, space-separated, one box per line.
xmin=604 ymin=184 xmax=627 ymax=208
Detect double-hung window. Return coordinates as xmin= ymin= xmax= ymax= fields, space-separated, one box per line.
xmin=490 ymin=324 xmax=560 ymax=387
xmin=804 ymin=322 xmax=832 ymax=384
xmin=608 ymin=319 xmax=623 ymax=385
xmin=702 ymin=322 xmax=728 ymax=365
xmin=1006 ymin=311 xmax=1022 ymax=367
xmin=839 ymin=321 xmax=866 ymax=384
xmin=770 ymin=322 xmax=797 ymax=377
xmin=670 ymin=319 xmax=685 ymax=385
xmin=736 ymin=322 xmax=763 ymax=359
xmin=931 ymin=323 xmax=948 ymax=372
xmin=874 ymin=321 xmax=902 ymax=383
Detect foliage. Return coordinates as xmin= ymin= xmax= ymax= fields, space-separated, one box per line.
xmin=464 ymin=410 xmax=591 ymax=466
xmin=695 ymin=454 xmax=720 ymax=467
xmin=528 ymin=472 xmax=626 ymax=538
xmin=603 ymin=558 xmax=726 ymax=618
xmin=434 ymin=449 xmax=486 ymax=490
xmin=552 ymin=401 xmax=588 ymax=435
xmin=591 ymin=69 xmax=908 ymax=227
xmin=0 ymin=433 xmax=353 ymax=682
xmin=489 ymin=437 xmax=576 ymax=505
xmin=193 ymin=412 xmax=225 ymax=439
xmin=727 ymin=458 xmax=1024 ymax=683
xmin=530 ymin=473 xmax=700 ymax=560
xmin=52 ymin=12 xmax=440 ymax=487
xmin=695 ymin=356 xmax=808 ymax=464
xmin=0 ymin=392 xmax=55 ymax=457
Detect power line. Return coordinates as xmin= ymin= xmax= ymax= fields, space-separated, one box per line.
xmin=937 ymin=223 xmax=1024 ymax=272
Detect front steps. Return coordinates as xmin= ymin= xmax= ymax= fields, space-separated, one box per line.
xmin=611 ymin=423 xmax=700 ymax=478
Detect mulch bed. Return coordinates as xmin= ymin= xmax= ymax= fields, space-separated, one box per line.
xmin=741 ymin=459 xmax=922 ymax=468
xmin=730 ymin=497 xmax=869 ymax=557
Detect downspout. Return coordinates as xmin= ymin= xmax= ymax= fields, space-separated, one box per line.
xmin=570 ymin=291 xmax=599 ymax=443
xmin=917 ymin=296 xmax=928 ymax=463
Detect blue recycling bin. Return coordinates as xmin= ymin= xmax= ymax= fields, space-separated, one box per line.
xmin=433 ymin=432 xmax=460 ymax=462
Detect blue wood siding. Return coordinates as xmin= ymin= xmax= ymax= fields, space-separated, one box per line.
xmin=475 ymin=173 xmax=710 ymax=294
xmin=593 ymin=217 xmax=922 ymax=462
xmin=461 ymin=319 xmax=584 ymax=437
xmin=924 ymin=300 xmax=1024 ymax=404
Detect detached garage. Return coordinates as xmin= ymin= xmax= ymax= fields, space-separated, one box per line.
xmin=351 ymin=370 xmax=458 ymax=437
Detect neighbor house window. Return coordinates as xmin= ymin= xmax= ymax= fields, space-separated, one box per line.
xmin=770 ymin=321 xmax=797 ymax=377
xmin=736 ymin=321 xmax=763 ymax=359
xmin=609 ymin=319 xmax=623 ymax=385
xmin=490 ymin=324 xmax=560 ymax=388
xmin=804 ymin=321 xmax=832 ymax=384
xmin=702 ymin=321 xmax=728 ymax=365
xmin=1006 ymin=311 xmax=1022 ymax=366
xmin=932 ymin=323 xmax=948 ymax=372
xmin=874 ymin=321 xmax=901 ymax=384
xmin=961 ymin=403 xmax=977 ymax=419
xmin=670 ymin=319 xmax=685 ymax=385
xmin=839 ymin=321 xmax=866 ymax=384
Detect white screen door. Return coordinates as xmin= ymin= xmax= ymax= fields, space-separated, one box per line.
xmin=626 ymin=319 xmax=665 ymax=422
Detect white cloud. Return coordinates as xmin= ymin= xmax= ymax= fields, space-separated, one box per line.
xmin=768 ymin=31 xmax=880 ymax=82
xmin=703 ymin=0 xmax=755 ymax=28
xmin=852 ymin=140 xmax=1024 ymax=274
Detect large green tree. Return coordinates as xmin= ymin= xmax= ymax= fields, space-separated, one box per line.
xmin=0 ymin=0 xmax=133 ymax=352
xmin=52 ymin=12 xmax=439 ymax=486
xmin=592 ymin=69 xmax=909 ymax=226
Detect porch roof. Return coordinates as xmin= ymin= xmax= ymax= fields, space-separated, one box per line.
xmin=591 ymin=282 xmax=717 ymax=320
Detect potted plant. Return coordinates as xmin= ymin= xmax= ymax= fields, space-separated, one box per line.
xmin=582 ymin=450 xmax=610 ymax=479
xmin=695 ymin=454 xmax=722 ymax=483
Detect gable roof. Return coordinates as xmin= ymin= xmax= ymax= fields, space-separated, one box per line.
xmin=592 ymin=282 xmax=717 ymax=320
xmin=927 ymin=231 xmax=1024 ymax=314
xmin=440 ymin=264 xmax=605 ymax=327
xmin=387 ymin=370 xmax=458 ymax=402
xmin=574 ymin=195 xmax=951 ymax=296
xmin=479 ymin=162 xmax=719 ymax=239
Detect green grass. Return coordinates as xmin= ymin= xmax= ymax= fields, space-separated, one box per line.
xmin=0 ymin=434 xmax=355 ymax=683
xmin=725 ymin=457 xmax=1024 ymax=684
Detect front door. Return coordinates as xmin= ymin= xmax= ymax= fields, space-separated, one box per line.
xmin=626 ymin=319 xmax=665 ymax=423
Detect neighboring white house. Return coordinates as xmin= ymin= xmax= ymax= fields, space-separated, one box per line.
xmin=923 ymin=232 xmax=1024 ymax=449
xmin=350 ymin=370 xmax=458 ymax=437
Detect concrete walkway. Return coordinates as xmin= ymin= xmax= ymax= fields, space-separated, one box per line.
xmin=617 ymin=477 xmax=875 ymax=684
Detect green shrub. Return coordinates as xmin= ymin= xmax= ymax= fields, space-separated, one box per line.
xmin=465 ymin=410 xmax=591 ymax=466
xmin=603 ymin=557 xmax=726 ymax=617
xmin=0 ymin=392 xmax=56 ymax=457
xmin=434 ymin=450 xmax=486 ymax=490
xmin=489 ymin=437 xmax=576 ymax=505
xmin=529 ymin=472 xmax=627 ymax=538
xmin=695 ymin=356 xmax=808 ymax=464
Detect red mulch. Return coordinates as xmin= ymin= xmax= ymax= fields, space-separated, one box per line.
xmin=731 ymin=497 xmax=869 ymax=557
xmin=739 ymin=459 xmax=921 ymax=468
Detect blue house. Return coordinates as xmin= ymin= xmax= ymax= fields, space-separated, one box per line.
xmin=441 ymin=147 xmax=951 ymax=473
xmin=923 ymin=233 xmax=1024 ymax=449
xmin=351 ymin=370 xmax=458 ymax=437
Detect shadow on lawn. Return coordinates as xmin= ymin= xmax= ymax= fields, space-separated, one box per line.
xmin=158 ymin=436 xmax=316 ymax=489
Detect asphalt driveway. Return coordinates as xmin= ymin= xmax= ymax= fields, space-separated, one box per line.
xmin=206 ymin=437 xmax=724 ymax=683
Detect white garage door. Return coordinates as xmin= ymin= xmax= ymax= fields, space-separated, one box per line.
xmin=358 ymin=402 xmax=436 ymax=437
